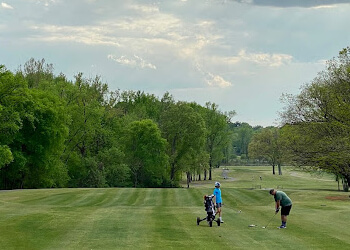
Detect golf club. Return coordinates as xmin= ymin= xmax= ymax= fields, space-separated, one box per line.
xmin=262 ymin=212 xmax=277 ymax=229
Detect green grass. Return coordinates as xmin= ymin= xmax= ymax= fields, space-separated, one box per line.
xmin=1 ymin=166 xmax=350 ymax=249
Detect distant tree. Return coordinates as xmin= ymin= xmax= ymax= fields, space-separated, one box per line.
xmin=248 ymin=127 xmax=284 ymax=175
xmin=115 ymin=90 xmax=162 ymax=121
xmin=97 ymin=147 xmax=130 ymax=187
xmin=21 ymin=58 xmax=54 ymax=88
xmin=231 ymin=122 xmax=254 ymax=157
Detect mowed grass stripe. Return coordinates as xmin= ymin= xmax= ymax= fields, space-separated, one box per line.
xmin=146 ymin=200 xmax=225 ymax=249
xmin=187 ymin=188 xmax=210 ymax=208
xmin=0 ymin=204 xmax=97 ymax=249
xmin=127 ymin=188 xmax=147 ymax=206
xmin=224 ymin=188 xmax=271 ymax=208
xmin=69 ymin=189 xmax=109 ymax=207
xmin=91 ymin=188 xmax=125 ymax=207
xmin=291 ymin=206 xmax=350 ymax=248
xmin=176 ymin=188 xmax=202 ymax=207
xmin=148 ymin=207 xmax=190 ymax=248
xmin=54 ymin=207 xmax=156 ymax=249
xmin=142 ymin=188 xmax=161 ymax=206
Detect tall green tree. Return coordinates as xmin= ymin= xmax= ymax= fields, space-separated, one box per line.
xmin=231 ymin=122 xmax=254 ymax=157
xmin=115 ymin=90 xmax=162 ymax=121
xmin=160 ymin=102 xmax=206 ymax=185
xmin=248 ymin=127 xmax=284 ymax=175
xmin=3 ymin=88 xmax=69 ymax=188
xmin=280 ymin=47 xmax=350 ymax=189
xmin=0 ymin=66 xmax=24 ymax=172
xmin=202 ymin=102 xmax=234 ymax=180
xmin=61 ymin=73 xmax=108 ymax=187
xmin=1 ymin=64 xmax=69 ymax=188
xmin=22 ymin=58 xmax=54 ymax=89
xmin=122 ymin=119 xmax=168 ymax=187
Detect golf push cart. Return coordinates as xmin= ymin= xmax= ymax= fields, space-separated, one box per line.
xmin=197 ymin=194 xmax=221 ymax=227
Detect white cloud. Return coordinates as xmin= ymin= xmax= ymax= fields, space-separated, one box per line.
xmin=35 ymin=0 xmax=59 ymax=7
xmin=1 ymin=2 xmax=13 ymax=9
xmin=206 ymin=73 xmax=232 ymax=88
xmin=195 ymin=62 xmax=232 ymax=88
xmin=316 ymin=59 xmax=327 ymax=65
xmin=310 ymin=5 xmax=335 ymax=9
xmin=128 ymin=3 xmax=159 ymax=13
xmin=108 ymin=54 xmax=157 ymax=70
xmin=238 ymin=50 xmax=293 ymax=67
xmin=192 ymin=49 xmax=292 ymax=88
xmin=28 ymin=24 xmax=121 ymax=46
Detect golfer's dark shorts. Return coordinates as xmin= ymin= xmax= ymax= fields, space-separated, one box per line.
xmin=216 ymin=203 xmax=222 ymax=208
xmin=281 ymin=205 xmax=292 ymax=216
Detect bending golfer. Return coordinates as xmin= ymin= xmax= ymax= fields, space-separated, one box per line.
xmin=269 ymin=189 xmax=292 ymax=229
xmin=213 ymin=182 xmax=224 ymax=223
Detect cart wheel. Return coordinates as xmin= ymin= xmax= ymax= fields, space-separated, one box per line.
xmin=209 ymin=218 xmax=213 ymax=227
xmin=197 ymin=217 xmax=200 ymax=225
xmin=217 ymin=219 xmax=221 ymax=226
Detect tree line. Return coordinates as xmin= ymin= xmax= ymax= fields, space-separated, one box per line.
xmin=1 ymin=58 xmax=263 ymax=189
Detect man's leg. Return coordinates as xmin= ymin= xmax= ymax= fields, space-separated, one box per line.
xmin=216 ymin=204 xmax=223 ymax=222
xmin=280 ymin=205 xmax=291 ymax=228
xmin=279 ymin=215 xmax=286 ymax=228
xmin=282 ymin=215 xmax=287 ymax=224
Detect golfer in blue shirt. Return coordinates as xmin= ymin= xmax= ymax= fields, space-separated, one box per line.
xmin=213 ymin=182 xmax=224 ymax=223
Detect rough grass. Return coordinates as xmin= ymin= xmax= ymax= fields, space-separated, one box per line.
xmin=0 ymin=166 xmax=349 ymax=249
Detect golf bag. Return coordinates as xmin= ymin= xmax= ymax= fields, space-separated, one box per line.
xmin=197 ymin=194 xmax=221 ymax=227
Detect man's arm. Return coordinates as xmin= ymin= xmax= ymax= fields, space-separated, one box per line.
xmin=275 ymin=200 xmax=280 ymax=213
xmin=212 ymin=191 xmax=216 ymax=205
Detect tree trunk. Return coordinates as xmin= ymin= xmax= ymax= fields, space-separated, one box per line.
xmin=170 ymin=163 xmax=176 ymax=182
xmin=337 ymin=176 xmax=340 ymax=191
xmin=342 ymin=176 xmax=349 ymax=192
xmin=187 ymin=172 xmax=190 ymax=188
xmin=272 ymin=165 xmax=275 ymax=175
xmin=278 ymin=164 xmax=282 ymax=175
xmin=204 ymin=170 xmax=207 ymax=180
xmin=209 ymin=166 xmax=212 ymax=180
xmin=134 ymin=172 xmax=138 ymax=188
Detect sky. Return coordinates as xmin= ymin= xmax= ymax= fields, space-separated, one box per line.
xmin=1 ymin=0 xmax=350 ymax=127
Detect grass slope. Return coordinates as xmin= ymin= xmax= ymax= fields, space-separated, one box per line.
xmin=0 ymin=166 xmax=349 ymax=250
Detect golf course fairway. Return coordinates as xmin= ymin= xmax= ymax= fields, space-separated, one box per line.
xmin=0 ymin=166 xmax=349 ymax=249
